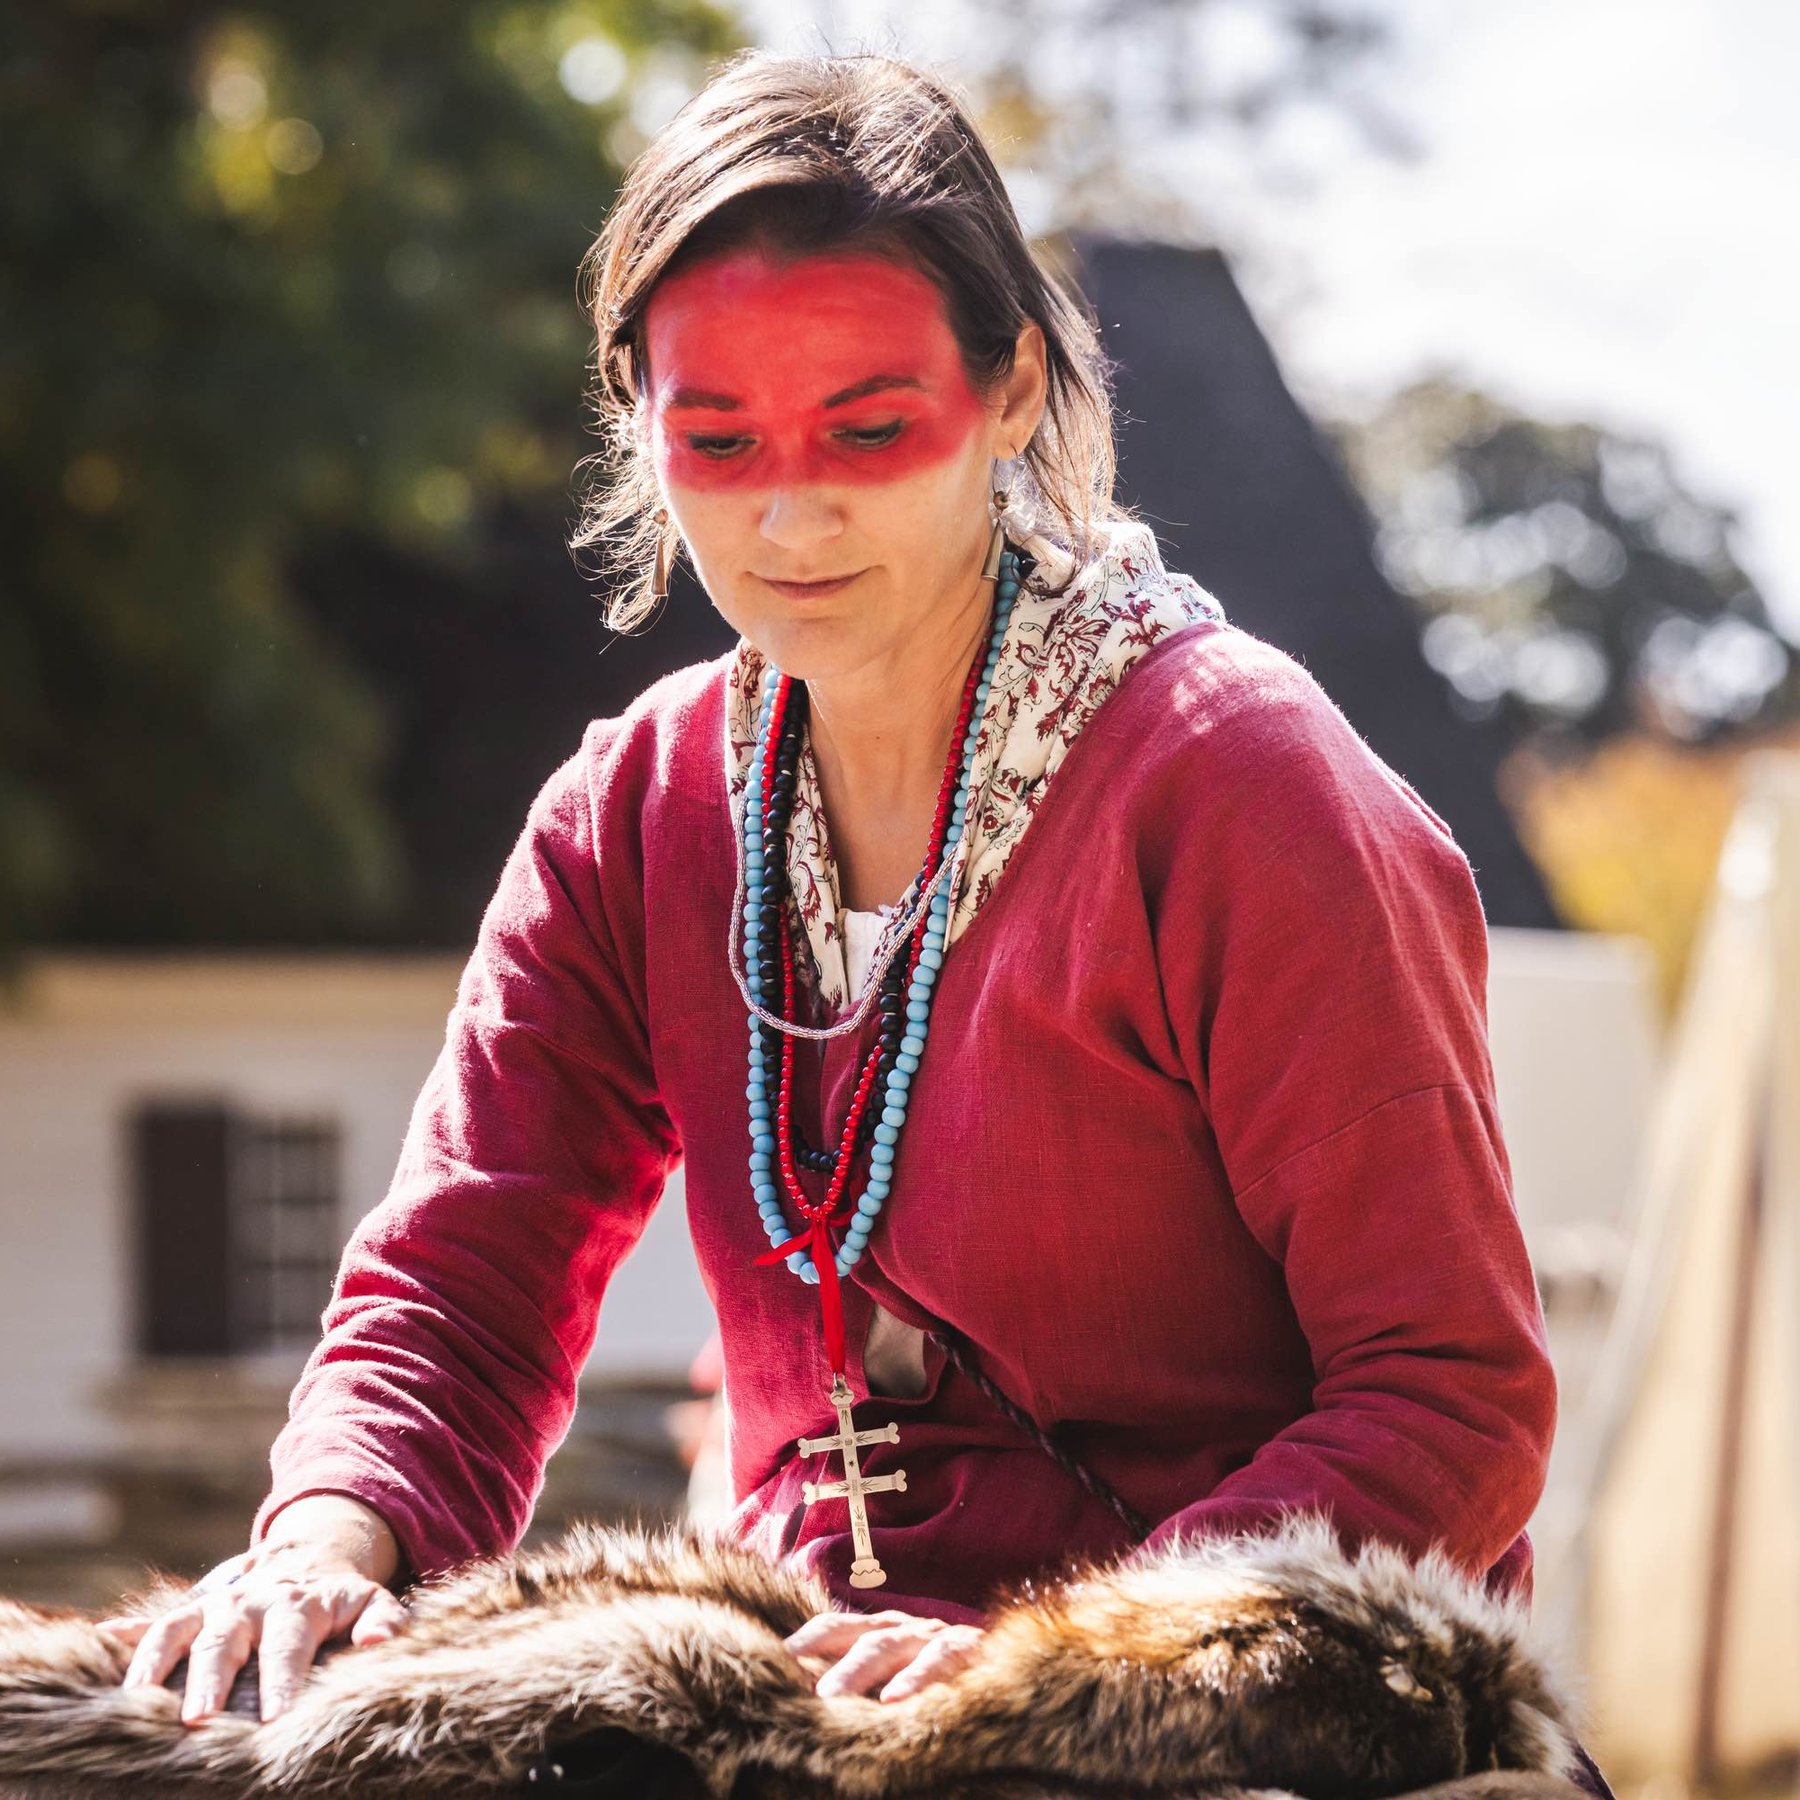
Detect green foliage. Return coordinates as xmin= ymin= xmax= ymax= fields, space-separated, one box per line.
xmin=1337 ymin=379 xmax=1797 ymax=747
xmin=0 ymin=0 xmax=738 ymax=955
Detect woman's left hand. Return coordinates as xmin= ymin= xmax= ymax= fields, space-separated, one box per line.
xmin=783 ymin=1608 xmax=985 ymax=1702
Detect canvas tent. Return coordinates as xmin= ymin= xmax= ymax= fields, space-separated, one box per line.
xmin=1537 ymin=753 xmax=1800 ymax=1787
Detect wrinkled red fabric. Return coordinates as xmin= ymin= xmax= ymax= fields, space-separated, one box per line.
xmin=252 ymin=622 xmax=1556 ymax=1623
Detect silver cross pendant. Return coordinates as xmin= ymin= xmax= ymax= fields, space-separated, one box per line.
xmin=799 ymin=1373 xmax=908 ymax=1588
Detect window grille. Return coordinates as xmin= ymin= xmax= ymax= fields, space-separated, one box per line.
xmin=131 ymin=1102 xmax=342 ymax=1358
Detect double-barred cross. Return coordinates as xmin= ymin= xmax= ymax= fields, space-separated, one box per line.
xmin=799 ymin=1373 xmax=909 ymax=1589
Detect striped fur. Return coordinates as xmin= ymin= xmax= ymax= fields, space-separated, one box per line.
xmin=0 ymin=1515 xmax=1588 ymax=1800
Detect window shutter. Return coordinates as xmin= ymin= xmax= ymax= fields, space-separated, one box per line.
xmin=130 ymin=1102 xmax=235 ymax=1357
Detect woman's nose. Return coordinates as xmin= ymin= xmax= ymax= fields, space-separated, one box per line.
xmin=759 ymin=485 xmax=844 ymax=553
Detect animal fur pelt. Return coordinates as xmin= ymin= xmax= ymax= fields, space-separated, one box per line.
xmin=0 ymin=1514 xmax=1591 ymax=1800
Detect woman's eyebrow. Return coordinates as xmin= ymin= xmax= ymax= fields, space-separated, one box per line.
xmin=665 ymin=373 xmax=927 ymax=413
xmin=821 ymin=373 xmax=926 ymax=408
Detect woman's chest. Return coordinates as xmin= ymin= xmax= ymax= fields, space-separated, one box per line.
xmin=637 ymin=797 xmax=1296 ymax=1423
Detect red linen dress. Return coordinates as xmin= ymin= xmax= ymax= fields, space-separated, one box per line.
xmin=251 ymin=620 xmax=1557 ymax=1625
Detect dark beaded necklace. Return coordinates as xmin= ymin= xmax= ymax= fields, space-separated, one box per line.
xmin=740 ymin=557 xmax=1150 ymax=1547
xmin=759 ymin=682 xmax=921 ymax=1178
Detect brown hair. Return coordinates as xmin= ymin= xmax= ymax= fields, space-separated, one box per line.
xmin=570 ymin=48 xmax=1130 ymax=630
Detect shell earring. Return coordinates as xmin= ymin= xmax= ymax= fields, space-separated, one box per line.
xmin=981 ymin=457 xmax=1017 ymax=582
xmin=651 ymin=508 xmax=674 ymax=602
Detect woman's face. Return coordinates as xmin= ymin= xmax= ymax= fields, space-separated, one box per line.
xmin=639 ymin=243 xmax=1041 ymax=684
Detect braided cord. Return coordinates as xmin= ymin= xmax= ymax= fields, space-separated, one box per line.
xmin=924 ymin=1324 xmax=1151 ymax=1541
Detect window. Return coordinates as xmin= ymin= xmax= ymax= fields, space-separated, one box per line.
xmin=230 ymin=1117 xmax=342 ymax=1354
xmin=131 ymin=1102 xmax=343 ymax=1358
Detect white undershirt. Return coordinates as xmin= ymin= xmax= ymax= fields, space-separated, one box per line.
xmin=841 ymin=903 xmax=894 ymax=996
xmin=839 ymin=904 xmax=929 ymax=1399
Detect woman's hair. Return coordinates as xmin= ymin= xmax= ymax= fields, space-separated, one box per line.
xmin=571 ymin=49 xmax=1130 ymax=629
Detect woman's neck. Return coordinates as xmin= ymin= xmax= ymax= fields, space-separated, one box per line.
xmin=805 ymin=577 xmax=992 ymax=912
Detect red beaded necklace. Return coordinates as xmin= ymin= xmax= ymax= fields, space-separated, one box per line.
xmin=750 ymin=636 xmax=988 ymax=1376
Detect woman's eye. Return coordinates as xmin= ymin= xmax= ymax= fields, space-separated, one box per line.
xmin=836 ymin=421 xmax=904 ymax=448
xmin=681 ymin=421 xmax=903 ymax=458
xmin=685 ymin=434 xmax=750 ymax=459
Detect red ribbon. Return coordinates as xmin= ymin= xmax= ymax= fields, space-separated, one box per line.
xmin=754 ymin=1212 xmax=851 ymax=1371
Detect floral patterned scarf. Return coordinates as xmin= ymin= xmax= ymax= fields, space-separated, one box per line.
xmin=723 ymin=518 xmax=1226 ymax=1016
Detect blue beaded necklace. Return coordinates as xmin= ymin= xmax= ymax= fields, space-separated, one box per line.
xmin=740 ymin=548 xmax=1020 ymax=1305
xmin=731 ymin=544 xmax=1156 ymax=1588
xmin=732 ymin=550 xmax=1021 ymax=1591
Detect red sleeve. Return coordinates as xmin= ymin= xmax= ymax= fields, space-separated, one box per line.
xmin=1141 ymin=638 xmax=1556 ymax=1590
xmin=250 ymin=718 xmax=679 ymax=1579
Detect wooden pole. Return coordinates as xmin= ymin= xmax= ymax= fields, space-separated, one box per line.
xmin=1692 ymin=1070 xmax=1769 ymax=1784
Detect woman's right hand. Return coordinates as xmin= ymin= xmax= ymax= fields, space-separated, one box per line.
xmin=100 ymin=1496 xmax=410 ymax=1725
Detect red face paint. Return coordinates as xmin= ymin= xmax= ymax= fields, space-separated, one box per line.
xmin=643 ymin=248 xmax=988 ymax=493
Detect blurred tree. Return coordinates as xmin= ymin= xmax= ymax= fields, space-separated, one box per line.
xmin=1335 ymin=378 xmax=1798 ymax=749
xmin=1336 ymin=377 xmax=1800 ymax=1005
xmin=1497 ymin=730 xmax=1796 ymax=1012
xmin=0 ymin=0 xmax=736 ymax=960
xmin=855 ymin=0 xmax=1415 ymax=244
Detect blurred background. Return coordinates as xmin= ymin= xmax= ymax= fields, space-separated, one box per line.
xmin=2 ymin=1 xmax=1796 ymax=1791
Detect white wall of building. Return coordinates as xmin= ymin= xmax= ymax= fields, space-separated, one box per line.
xmin=1486 ymin=926 xmax=1662 ymax=1252
xmin=0 ymin=955 xmax=717 ymax=1466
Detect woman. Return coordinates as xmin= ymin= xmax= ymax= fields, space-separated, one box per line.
xmin=108 ymin=49 xmax=1556 ymax=1735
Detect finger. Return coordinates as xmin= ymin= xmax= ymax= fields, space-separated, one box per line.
xmin=178 ymin=1602 xmax=257 ymax=1724
xmin=121 ymin=1606 xmax=203 ymax=1690
xmin=257 ymin=1590 xmax=338 ymax=1723
xmin=347 ymin=1588 xmax=409 ymax=1646
xmin=784 ymin=1610 xmax=913 ymax=1656
xmin=259 ymin=1581 xmax=409 ymax=1721
xmin=878 ymin=1626 xmax=984 ymax=1702
xmin=814 ymin=1624 xmax=935 ymax=1699
xmin=96 ymin=1617 xmax=152 ymax=1643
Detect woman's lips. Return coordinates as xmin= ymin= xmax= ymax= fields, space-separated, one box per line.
xmin=761 ymin=570 xmax=864 ymax=599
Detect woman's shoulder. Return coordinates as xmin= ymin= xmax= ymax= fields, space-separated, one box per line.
xmin=1109 ymin=616 xmax=1358 ymax=749
xmin=1104 ymin=617 xmax=1463 ymax=859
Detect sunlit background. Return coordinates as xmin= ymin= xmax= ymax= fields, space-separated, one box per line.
xmin=3 ymin=3 xmax=1797 ymax=1791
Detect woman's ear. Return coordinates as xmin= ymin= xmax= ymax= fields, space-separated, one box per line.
xmin=995 ymin=320 xmax=1048 ymax=459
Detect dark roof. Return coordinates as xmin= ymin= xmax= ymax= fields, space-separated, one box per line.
xmin=1069 ymin=236 xmax=1559 ymax=929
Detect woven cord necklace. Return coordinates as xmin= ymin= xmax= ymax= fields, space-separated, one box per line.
xmin=740 ymin=546 xmax=1145 ymax=1590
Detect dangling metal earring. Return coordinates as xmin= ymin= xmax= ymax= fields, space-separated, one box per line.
xmin=651 ymin=507 xmax=674 ymax=601
xmin=981 ymin=459 xmax=1016 ymax=582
